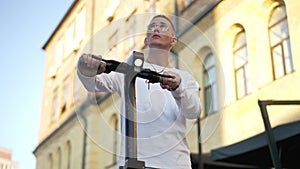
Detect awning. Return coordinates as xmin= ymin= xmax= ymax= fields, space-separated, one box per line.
xmin=191 ymin=153 xmax=262 ymax=169
xmin=211 ymin=120 xmax=300 ymax=168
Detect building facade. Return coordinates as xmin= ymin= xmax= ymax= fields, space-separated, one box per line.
xmin=34 ymin=0 xmax=300 ymax=168
xmin=0 ymin=147 xmax=19 ymax=169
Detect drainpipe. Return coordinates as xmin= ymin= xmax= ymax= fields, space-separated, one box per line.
xmin=77 ymin=91 xmax=103 ymax=169
xmin=197 ymin=117 xmax=203 ymax=169
xmin=90 ymin=0 xmax=96 ymax=53
xmin=78 ymin=93 xmax=111 ymax=169
xmin=172 ymin=0 xmax=179 ymax=68
xmin=78 ymin=102 xmax=88 ymax=169
xmin=176 ymin=0 xmax=222 ymax=38
xmin=80 ymin=0 xmax=96 ymax=167
xmin=173 ymin=0 xmax=179 ymax=31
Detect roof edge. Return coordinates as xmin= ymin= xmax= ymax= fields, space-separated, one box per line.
xmin=42 ymin=0 xmax=79 ymax=50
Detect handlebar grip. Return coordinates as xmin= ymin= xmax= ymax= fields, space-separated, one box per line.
xmin=91 ymin=55 xmax=123 ymax=74
xmin=137 ymin=69 xmax=175 ymax=83
xmin=90 ymin=55 xmax=175 ymax=83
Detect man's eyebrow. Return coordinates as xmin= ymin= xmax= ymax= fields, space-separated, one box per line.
xmin=159 ymin=22 xmax=167 ymax=24
xmin=149 ymin=22 xmax=167 ymax=25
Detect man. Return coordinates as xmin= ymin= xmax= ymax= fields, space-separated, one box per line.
xmin=77 ymin=14 xmax=202 ymax=169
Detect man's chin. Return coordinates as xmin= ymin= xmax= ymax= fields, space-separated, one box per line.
xmin=149 ymin=43 xmax=168 ymax=49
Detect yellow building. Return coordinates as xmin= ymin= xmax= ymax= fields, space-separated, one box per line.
xmin=34 ymin=0 xmax=300 ymax=168
xmin=175 ymin=0 xmax=300 ymax=168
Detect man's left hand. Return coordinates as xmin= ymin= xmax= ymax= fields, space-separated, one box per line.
xmin=160 ymin=71 xmax=181 ymax=91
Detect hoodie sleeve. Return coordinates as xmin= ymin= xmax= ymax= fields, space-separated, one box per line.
xmin=171 ymin=71 xmax=202 ymax=119
xmin=77 ymin=68 xmax=123 ymax=94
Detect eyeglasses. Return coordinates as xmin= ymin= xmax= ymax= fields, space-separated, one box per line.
xmin=147 ymin=23 xmax=169 ymax=32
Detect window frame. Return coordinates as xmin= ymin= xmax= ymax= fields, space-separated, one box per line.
xmin=52 ymin=87 xmax=60 ymax=122
xmin=268 ymin=5 xmax=294 ymax=80
xmin=203 ymin=52 xmax=218 ymax=116
xmin=232 ymin=29 xmax=250 ymax=99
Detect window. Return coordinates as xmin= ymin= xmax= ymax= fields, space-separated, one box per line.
xmin=62 ymin=76 xmax=70 ymax=113
xmin=48 ymin=154 xmax=53 ymax=169
xmin=52 ymin=87 xmax=59 ymax=121
xmin=233 ymin=29 xmax=251 ymax=99
xmin=65 ymin=141 xmax=71 ymax=169
xmin=73 ymin=81 xmax=80 ymax=104
xmin=109 ymin=31 xmax=119 ymax=59
xmin=185 ymin=0 xmax=195 ymax=7
xmin=56 ymin=36 xmax=64 ymax=68
xmin=73 ymin=68 xmax=82 ymax=104
xmin=76 ymin=7 xmax=86 ymax=43
xmin=148 ymin=0 xmax=157 ymax=13
xmin=65 ymin=22 xmax=75 ymax=56
xmin=111 ymin=114 xmax=119 ymax=164
xmin=110 ymin=46 xmax=118 ymax=59
xmin=57 ymin=148 xmax=62 ymax=169
xmin=104 ymin=0 xmax=120 ymax=21
xmin=129 ymin=18 xmax=136 ymax=51
xmin=203 ymin=53 xmax=218 ymax=116
xmin=269 ymin=5 xmax=293 ymax=79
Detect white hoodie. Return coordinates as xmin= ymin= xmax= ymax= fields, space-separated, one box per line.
xmin=77 ymin=62 xmax=202 ymax=169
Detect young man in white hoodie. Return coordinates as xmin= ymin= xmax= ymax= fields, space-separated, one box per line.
xmin=77 ymin=15 xmax=202 ymax=169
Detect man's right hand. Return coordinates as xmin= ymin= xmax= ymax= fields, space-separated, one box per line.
xmin=77 ymin=54 xmax=105 ymax=77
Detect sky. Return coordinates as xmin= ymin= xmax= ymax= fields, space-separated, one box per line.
xmin=0 ymin=0 xmax=74 ymax=168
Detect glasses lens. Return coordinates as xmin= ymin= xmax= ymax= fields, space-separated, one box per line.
xmin=147 ymin=24 xmax=156 ymax=32
xmin=147 ymin=24 xmax=169 ymax=32
xmin=160 ymin=24 xmax=168 ymax=31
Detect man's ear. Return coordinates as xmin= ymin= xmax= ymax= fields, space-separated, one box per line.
xmin=170 ymin=37 xmax=177 ymax=47
xmin=144 ymin=37 xmax=148 ymax=46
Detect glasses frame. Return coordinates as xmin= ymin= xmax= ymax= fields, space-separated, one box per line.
xmin=147 ymin=23 xmax=170 ymax=32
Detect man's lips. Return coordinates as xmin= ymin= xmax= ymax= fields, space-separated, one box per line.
xmin=151 ymin=34 xmax=161 ymax=39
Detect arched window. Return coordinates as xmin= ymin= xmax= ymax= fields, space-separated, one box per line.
xmin=233 ymin=28 xmax=251 ymax=99
xmin=65 ymin=141 xmax=71 ymax=169
xmin=269 ymin=5 xmax=293 ymax=79
xmin=48 ymin=153 xmax=53 ymax=169
xmin=203 ymin=53 xmax=218 ymax=116
xmin=57 ymin=148 xmax=62 ymax=169
xmin=110 ymin=114 xmax=119 ymax=163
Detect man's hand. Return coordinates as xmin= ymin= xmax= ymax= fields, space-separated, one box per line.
xmin=160 ymin=71 xmax=181 ymax=91
xmin=77 ymin=54 xmax=105 ymax=77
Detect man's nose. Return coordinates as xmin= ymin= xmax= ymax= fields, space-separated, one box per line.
xmin=153 ymin=27 xmax=160 ymax=33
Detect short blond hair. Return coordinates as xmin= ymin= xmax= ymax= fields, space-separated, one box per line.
xmin=150 ymin=15 xmax=176 ymax=34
